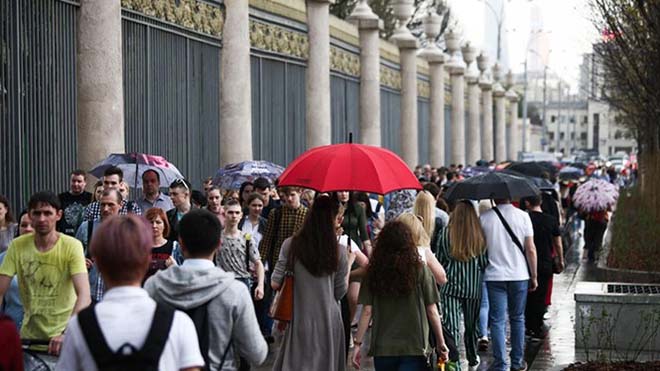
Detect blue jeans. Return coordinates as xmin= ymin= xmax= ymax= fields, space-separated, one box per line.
xmin=486 ymin=280 xmax=528 ymax=371
xmin=373 ymin=356 xmax=428 ymax=371
xmin=479 ymin=281 xmax=489 ymax=338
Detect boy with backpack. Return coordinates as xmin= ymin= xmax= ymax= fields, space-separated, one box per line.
xmin=56 ymin=215 xmax=203 ymax=371
xmin=145 ymin=209 xmax=268 ymax=371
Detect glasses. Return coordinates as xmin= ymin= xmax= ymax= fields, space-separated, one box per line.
xmin=173 ymin=178 xmax=190 ymax=192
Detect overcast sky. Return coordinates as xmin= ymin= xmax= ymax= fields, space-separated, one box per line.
xmin=447 ymin=0 xmax=599 ymax=92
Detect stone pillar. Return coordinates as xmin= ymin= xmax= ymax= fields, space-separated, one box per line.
xmin=445 ymin=29 xmax=466 ymax=166
xmin=477 ymin=53 xmax=494 ymax=161
xmin=492 ymin=63 xmax=507 ymax=163
xmin=506 ymin=70 xmax=520 ymax=161
xmin=348 ymin=1 xmax=381 ymax=146
xmin=391 ymin=0 xmax=418 ymax=167
xmin=220 ymin=0 xmax=252 ymax=165
xmin=77 ymin=0 xmax=124 ymax=171
xmin=420 ymin=12 xmax=446 ymax=167
xmin=463 ymin=43 xmax=480 ymax=166
xmin=305 ymin=0 xmax=334 ymax=148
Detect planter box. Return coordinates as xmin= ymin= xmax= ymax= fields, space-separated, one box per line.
xmin=575 ymin=282 xmax=660 ymax=353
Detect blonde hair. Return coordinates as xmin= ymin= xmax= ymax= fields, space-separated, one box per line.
xmin=397 ymin=212 xmax=430 ymax=247
xmin=413 ymin=191 xmax=436 ymax=239
xmin=448 ymin=201 xmax=486 ymax=262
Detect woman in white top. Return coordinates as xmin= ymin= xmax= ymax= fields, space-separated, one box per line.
xmin=397 ymin=212 xmax=448 ymax=285
xmin=239 ymin=193 xmax=266 ymax=250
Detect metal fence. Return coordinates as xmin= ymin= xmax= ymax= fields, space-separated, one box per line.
xmin=0 ymin=0 xmax=79 ymax=213
xmin=122 ymin=12 xmax=223 ymax=189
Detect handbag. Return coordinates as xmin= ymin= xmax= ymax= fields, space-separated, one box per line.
xmin=552 ymin=255 xmax=563 ymax=274
xmin=269 ymin=248 xmax=294 ymax=323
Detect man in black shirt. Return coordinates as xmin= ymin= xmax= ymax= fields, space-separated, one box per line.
xmin=254 ymin=177 xmax=280 ymax=219
xmin=57 ymin=169 xmax=93 ymax=236
xmin=523 ymin=195 xmax=563 ymax=339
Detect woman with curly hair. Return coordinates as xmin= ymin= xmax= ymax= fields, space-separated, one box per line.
xmin=271 ymin=195 xmax=349 ymax=371
xmin=436 ymin=200 xmax=488 ymax=371
xmin=351 ymin=221 xmax=448 ymax=370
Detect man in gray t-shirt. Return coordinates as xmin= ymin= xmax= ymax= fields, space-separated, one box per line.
xmin=216 ymin=200 xmax=265 ymax=301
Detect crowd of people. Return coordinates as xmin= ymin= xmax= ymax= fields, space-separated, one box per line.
xmin=0 ymin=157 xmax=622 ymax=371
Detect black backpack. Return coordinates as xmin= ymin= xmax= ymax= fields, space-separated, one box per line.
xmin=78 ymin=303 xmax=174 ymax=371
xmin=184 ymin=300 xmax=233 ymax=371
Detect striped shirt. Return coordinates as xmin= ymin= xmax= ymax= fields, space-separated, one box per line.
xmin=435 ymin=227 xmax=488 ymax=299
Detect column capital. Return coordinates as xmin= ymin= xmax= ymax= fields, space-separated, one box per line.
xmin=479 ymin=80 xmax=493 ymax=90
xmin=348 ymin=0 xmax=382 ymax=30
xmin=395 ymin=37 xmax=419 ymax=49
xmin=448 ymin=63 xmax=465 ymax=76
xmin=419 ymin=47 xmax=446 ymax=64
xmin=307 ymin=0 xmax=335 ymax=3
xmin=354 ymin=17 xmax=381 ymax=30
xmin=506 ymin=89 xmax=519 ymax=102
xmin=493 ymin=84 xmax=506 ymax=97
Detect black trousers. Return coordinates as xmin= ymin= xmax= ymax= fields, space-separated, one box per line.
xmin=584 ymin=219 xmax=607 ymax=260
xmin=525 ymin=274 xmax=551 ymax=333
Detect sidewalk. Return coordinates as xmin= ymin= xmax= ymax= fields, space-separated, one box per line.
xmin=255 ymin=232 xmax=592 ymax=371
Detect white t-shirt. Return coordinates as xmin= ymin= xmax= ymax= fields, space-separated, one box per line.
xmin=241 ymin=219 xmax=263 ymax=252
xmin=338 ymin=235 xmax=360 ymax=253
xmin=417 ymin=246 xmax=429 ymax=264
xmin=56 ymin=286 xmax=204 ymax=371
xmin=480 ymin=204 xmax=534 ymax=281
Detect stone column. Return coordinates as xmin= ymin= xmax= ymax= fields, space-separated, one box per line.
xmin=506 ymin=70 xmax=520 ymax=161
xmin=463 ymin=43 xmax=480 ymax=166
xmin=220 ymin=0 xmax=252 ymax=165
xmin=348 ymin=1 xmax=381 ymax=146
xmin=420 ymin=12 xmax=446 ymax=167
xmin=445 ymin=29 xmax=466 ymax=166
xmin=492 ymin=63 xmax=507 ymax=163
xmin=306 ymin=0 xmax=334 ymax=148
xmin=477 ymin=53 xmax=494 ymax=161
xmin=77 ymin=0 xmax=124 ymax=171
xmin=391 ymin=0 xmax=418 ymax=167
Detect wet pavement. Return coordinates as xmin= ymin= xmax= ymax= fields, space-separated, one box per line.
xmin=255 ymin=228 xmax=593 ymax=371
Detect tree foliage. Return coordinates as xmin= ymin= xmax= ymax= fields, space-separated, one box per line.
xmin=590 ymin=0 xmax=660 ymax=207
xmin=330 ymin=0 xmax=453 ymax=43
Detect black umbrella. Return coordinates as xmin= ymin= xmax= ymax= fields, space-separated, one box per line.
xmin=499 ymin=169 xmax=554 ymax=190
xmin=444 ymin=172 xmax=540 ymax=201
xmin=568 ymin=162 xmax=588 ymax=170
xmin=507 ymin=162 xmax=558 ymax=178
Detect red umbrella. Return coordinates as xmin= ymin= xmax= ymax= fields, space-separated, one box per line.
xmin=278 ymin=143 xmax=421 ymax=194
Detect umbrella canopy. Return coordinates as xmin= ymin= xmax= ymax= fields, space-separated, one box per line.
xmin=498 ymin=169 xmax=554 ymax=190
xmin=444 ymin=172 xmax=540 ymax=201
xmin=278 ymin=143 xmax=421 ymax=194
xmin=572 ymin=178 xmax=619 ymax=212
xmin=213 ymin=161 xmax=285 ymax=190
xmin=89 ymin=153 xmax=184 ymax=188
xmin=461 ymin=166 xmax=491 ymax=178
xmin=507 ymin=161 xmax=558 ymax=178
xmin=558 ymin=166 xmax=585 ymax=181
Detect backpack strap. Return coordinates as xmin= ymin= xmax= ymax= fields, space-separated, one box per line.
xmin=78 ymin=304 xmax=115 ymax=365
xmin=184 ymin=301 xmax=211 ymax=371
xmin=139 ymin=303 xmax=176 ymax=364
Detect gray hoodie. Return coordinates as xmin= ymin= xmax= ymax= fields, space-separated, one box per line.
xmin=144 ymin=262 xmax=268 ymax=371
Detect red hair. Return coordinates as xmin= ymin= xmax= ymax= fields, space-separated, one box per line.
xmin=144 ymin=207 xmax=170 ymax=238
xmin=90 ymin=215 xmax=152 ymax=284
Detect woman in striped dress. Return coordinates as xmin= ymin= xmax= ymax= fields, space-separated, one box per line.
xmin=436 ymin=200 xmax=488 ymax=371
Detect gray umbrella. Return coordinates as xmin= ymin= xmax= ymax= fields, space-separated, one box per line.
xmin=443 ymin=172 xmax=540 ymax=201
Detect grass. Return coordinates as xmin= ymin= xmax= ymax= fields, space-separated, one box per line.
xmin=607 ymin=186 xmax=660 ymax=272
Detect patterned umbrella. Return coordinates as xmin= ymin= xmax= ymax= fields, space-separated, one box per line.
xmin=213 ymin=160 xmax=285 ymax=190
xmin=460 ymin=166 xmax=491 ymax=178
xmin=572 ymin=178 xmax=619 ymax=212
xmin=89 ymin=153 xmax=184 ymax=188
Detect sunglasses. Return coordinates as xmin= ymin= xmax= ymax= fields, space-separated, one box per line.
xmin=173 ymin=178 xmax=190 ymax=192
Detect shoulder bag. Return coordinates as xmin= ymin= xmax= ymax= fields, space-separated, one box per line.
xmin=491 ymin=207 xmax=532 ymax=277
xmin=269 ymin=245 xmax=294 ymax=324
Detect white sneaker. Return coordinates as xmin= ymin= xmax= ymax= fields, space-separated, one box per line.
xmin=468 ymin=355 xmax=480 ymax=371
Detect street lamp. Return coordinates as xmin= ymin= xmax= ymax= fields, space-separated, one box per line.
xmin=478 ymin=0 xmax=505 ymax=62
xmin=521 ymin=31 xmax=549 ymax=153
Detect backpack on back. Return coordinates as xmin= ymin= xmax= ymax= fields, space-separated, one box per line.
xmin=78 ymin=302 xmax=174 ymax=371
xmin=183 ymin=300 xmax=234 ymax=371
